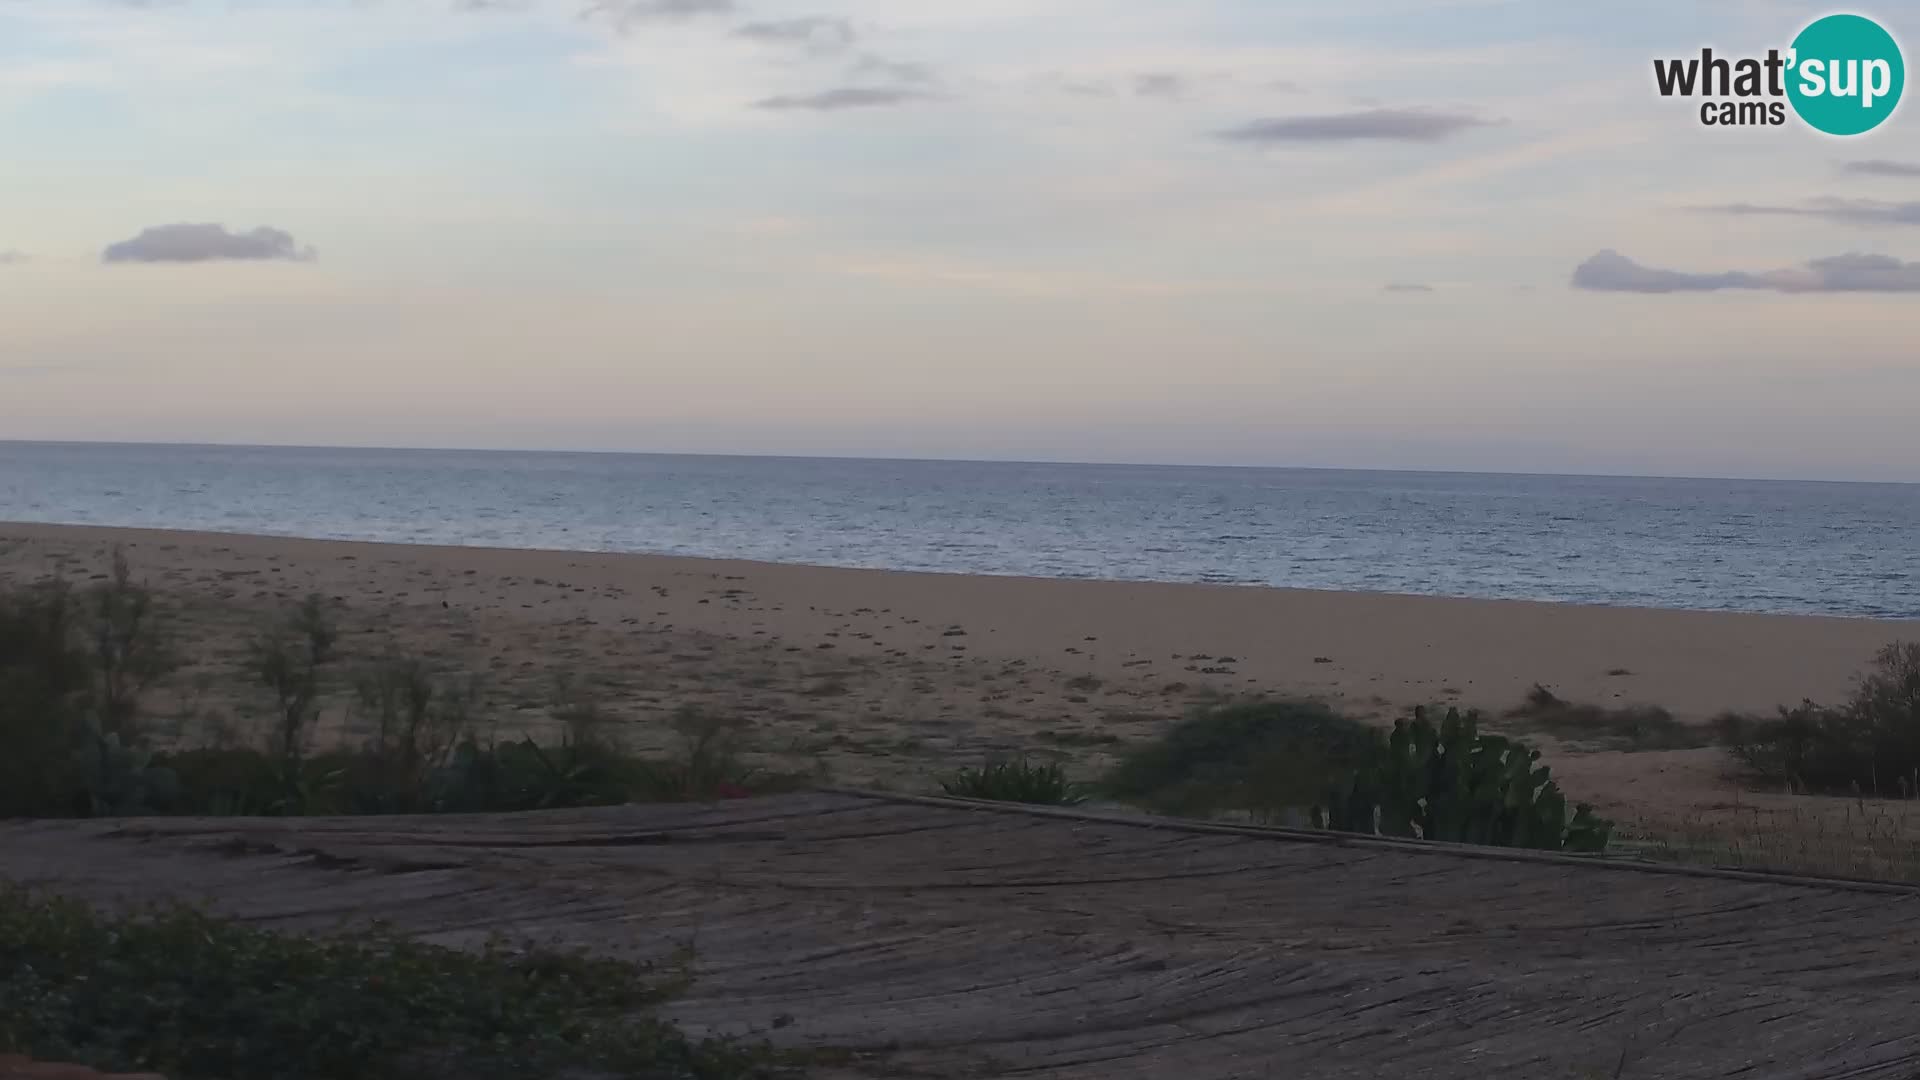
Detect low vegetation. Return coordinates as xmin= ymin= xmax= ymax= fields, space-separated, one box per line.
xmin=1620 ymin=796 xmax=1920 ymax=884
xmin=0 ymin=553 xmax=797 ymax=819
xmin=5 ymin=551 xmax=1918 ymax=872
xmin=1319 ymin=706 xmax=1612 ymax=852
xmin=1503 ymin=685 xmax=1708 ymax=752
xmin=1714 ymin=642 xmax=1920 ymax=795
xmin=1100 ymin=700 xmax=1385 ymax=821
xmin=150 ymin=707 xmax=800 ymax=817
xmin=0 ymin=886 xmax=785 ymax=1080
xmin=0 ymin=582 xmax=69 ymax=811
xmin=1093 ymin=699 xmax=1613 ymax=851
xmin=940 ymin=757 xmax=1085 ymax=805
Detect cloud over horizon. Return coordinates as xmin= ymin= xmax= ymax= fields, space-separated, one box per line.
xmin=1383 ymin=282 xmax=1434 ymax=293
xmin=1571 ymin=250 xmax=1920 ymax=294
xmin=1697 ymin=197 xmax=1920 ymax=227
xmin=753 ymin=86 xmax=932 ymax=111
xmin=733 ymin=15 xmax=855 ymax=53
xmin=580 ymin=0 xmax=734 ymax=30
xmin=1841 ymin=160 xmax=1920 ymax=178
xmin=1217 ymin=108 xmax=1493 ymax=145
xmin=1133 ymin=73 xmax=1187 ymax=100
xmin=101 ymin=224 xmax=316 ymax=264
xmin=849 ymin=55 xmax=936 ymax=85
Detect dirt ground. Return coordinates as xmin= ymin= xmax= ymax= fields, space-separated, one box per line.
xmin=5 ymin=793 xmax=1920 ymax=1079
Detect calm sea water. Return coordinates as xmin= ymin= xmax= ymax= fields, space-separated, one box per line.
xmin=1 ymin=441 xmax=1916 ymax=618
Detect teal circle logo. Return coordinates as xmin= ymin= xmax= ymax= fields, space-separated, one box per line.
xmin=1787 ymin=14 xmax=1905 ymax=135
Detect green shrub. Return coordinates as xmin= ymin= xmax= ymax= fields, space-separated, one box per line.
xmin=629 ymin=709 xmax=768 ymax=802
xmin=1716 ymin=642 xmax=1920 ymax=795
xmin=1318 ymin=706 xmax=1612 ymax=853
xmin=1094 ymin=700 xmax=1611 ymax=850
xmin=98 ymin=590 xmax=802 ymax=817
xmin=149 ymin=728 xmax=802 ymax=817
xmin=0 ymin=579 xmax=91 ymax=817
xmin=421 ymin=736 xmax=636 ymax=813
xmin=1714 ymin=701 xmax=1832 ymax=789
xmin=153 ymin=747 xmax=284 ymax=816
xmin=0 ymin=886 xmax=780 ymax=1080
xmin=330 ymin=658 xmax=479 ymax=813
xmin=82 ymin=550 xmax=174 ymax=741
xmin=0 ymin=555 xmax=177 ymax=819
xmin=941 ymin=757 xmax=1086 ymax=806
xmin=249 ymin=593 xmax=338 ymax=788
xmin=1100 ymin=700 xmax=1383 ymax=819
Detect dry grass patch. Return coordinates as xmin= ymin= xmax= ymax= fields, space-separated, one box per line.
xmin=1504 ymin=685 xmax=1709 ymax=752
xmin=1621 ymin=796 xmax=1920 ymax=884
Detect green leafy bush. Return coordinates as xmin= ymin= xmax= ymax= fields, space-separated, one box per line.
xmin=248 ymin=593 xmax=338 ymax=806
xmin=152 ymin=747 xmax=285 ymax=816
xmin=1100 ymin=700 xmax=1383 ymax=819
xmin=82 ymin=550 xmax=175 ymax=740
xmin=941 ymin=757 xmax=1086 ymax=806
xmin=0 ymin=554 xmax=178 ymax=818
xmin=1317 ymin=706 xmax=1612 ymax=853
xmin=0 ymin=886 xmax=781 ymax=1080
xmin=0 ymin=579 xmax=91 ymax=816
xmin=1714 ymin=701 xmax=1833 ymax=789
xmin=1715 ymin=642 xmax=1920 ymax=795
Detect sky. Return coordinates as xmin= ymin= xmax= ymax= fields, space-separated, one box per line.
xmin=2 ymin=0 xmax=1918 ymax=482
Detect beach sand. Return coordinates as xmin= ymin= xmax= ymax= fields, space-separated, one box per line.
xmin=3 ymin=521 xmax=1914 ymax=849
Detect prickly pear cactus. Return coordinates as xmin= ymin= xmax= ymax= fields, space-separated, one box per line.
xmin=1315 ymin=707 xmax=1613 ymax=854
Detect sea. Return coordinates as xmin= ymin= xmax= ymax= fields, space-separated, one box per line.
xmin=1 ymin=441 xmax=1916 ymax=619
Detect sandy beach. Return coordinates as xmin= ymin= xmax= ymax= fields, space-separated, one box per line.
xmin=2 ymin=520 xmax=1913 ymax=839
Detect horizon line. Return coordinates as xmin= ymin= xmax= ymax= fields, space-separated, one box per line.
xmin=2 ymin=437 xmax=1915 ymax=489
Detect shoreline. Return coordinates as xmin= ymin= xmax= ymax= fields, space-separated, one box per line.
xmin=2 ymin=520 xmax=1909 ymax=724
xmin=4 ymin=517 xmax=1912 ymax=624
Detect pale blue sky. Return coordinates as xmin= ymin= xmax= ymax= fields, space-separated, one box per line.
xmin=1 ymin=0 xmax=1917 ymax=480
